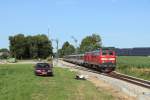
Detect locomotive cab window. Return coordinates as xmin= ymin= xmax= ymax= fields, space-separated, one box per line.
xmin=102 ymin=51 xmax=107 ymax=55
xmin=109 ymin=51 xmax=113 ymax=55
xmin=93 ymin=51 xmax=99 ymax=56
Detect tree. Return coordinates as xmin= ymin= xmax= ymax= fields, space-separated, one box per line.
xmin=0 ymin=48 xmax=10 ymax=59
xmin=35 ymin=34 xmax=53 ymax=58
xmin=9 ymin=34 xmax=26 ymax=59
xmin=59 ymin=41 xmax=75 ymax=57
xmin=0 ymin=48 xmax=9 ymax=52
xmin=9 ymin=34 xmax=53 ymax=59
xmin=79 ymin=33 xmax=102 ymax=53
xmin=58 ymin=49 xmax=63 ymax=58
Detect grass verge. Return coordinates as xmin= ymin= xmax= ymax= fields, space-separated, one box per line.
xmin=0 ymin=64 xmax=114 ymax=100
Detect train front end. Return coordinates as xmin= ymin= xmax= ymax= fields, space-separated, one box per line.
xmin=100 ymin=48 xmax=116 ymax=73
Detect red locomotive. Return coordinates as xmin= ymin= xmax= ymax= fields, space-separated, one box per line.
xmin=63 ymin=48 xmax=116 ymax=73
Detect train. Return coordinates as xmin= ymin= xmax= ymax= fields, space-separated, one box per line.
xmin=63 ymin=48 xmax=116 ymax=73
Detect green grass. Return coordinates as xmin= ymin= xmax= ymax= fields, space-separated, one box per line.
xmin=0 ymin=64 xmax=114 ymax=100
xmin=117 ymin=56 xmax=150 ymax=80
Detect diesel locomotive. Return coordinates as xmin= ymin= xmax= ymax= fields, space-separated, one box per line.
xmin=63 ymin=48 xmax=116 ymax=73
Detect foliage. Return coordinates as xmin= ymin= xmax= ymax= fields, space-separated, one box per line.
xmin=7 ymin=58 xmax=16 ymax=63
xmin=9 ymin=34 xmax=26 ymax=59
xmin=0 ymin=64 xmax=114 ymax=100
xmin=59 ymin=41 xmax=75 ymax=57
xmin=9 ymin=34 xmax=53 ymax=59
xmin=46 ymin=56 xmax=53 ymax=64
xmin=0 ymin=48 xmax=10 ymax=59
xmin=79 ymin=33 xmax=102 ymax=53
xmin=0 ymin=48 xmax=9 ymax=52
xmin=117 ymin=56 xmax=150 ymax=80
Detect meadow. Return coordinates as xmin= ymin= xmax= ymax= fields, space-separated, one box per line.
xmin=0 ymin=64 xmax=114 ymax=100
xmin=117 ymin=56 xmax=150 ymax=80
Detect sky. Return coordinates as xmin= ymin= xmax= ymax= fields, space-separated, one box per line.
xmin=0 ymin=0 xmax=150 ymax=49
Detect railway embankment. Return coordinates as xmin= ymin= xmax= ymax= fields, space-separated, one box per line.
xmin=55 ymin=60 xmax=150 ymax=100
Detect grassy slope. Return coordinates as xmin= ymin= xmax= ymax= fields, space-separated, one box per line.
xmin=0 ymin=64 xmax=114 ymax=100
xmin=117 ymin=56 xmax=150 ymax=80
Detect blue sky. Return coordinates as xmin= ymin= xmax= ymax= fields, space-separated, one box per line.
xmin=0 ymin=0 xmax=150 ymax=49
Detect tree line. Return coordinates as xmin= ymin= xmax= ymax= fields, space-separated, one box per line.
xmin=58 ymin=33 xmax=102 ymax=57
xmin=9 ymin=34 xmax=53 ymax=59
xmin=0 ymin=33 xmax=101 ymax=59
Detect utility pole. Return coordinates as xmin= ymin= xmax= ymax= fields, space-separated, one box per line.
xmin=71 ymin=36 xmax=78 ymax=67
xmin=51 ymin=39 xmax=59 ymax=64
xmin=56 ymin=39 xmax=59 ymax=63
xmin=48 ymin=28 xmax=50 ymax=39
xmin=71 ymin=36 xmax=78 ymax=55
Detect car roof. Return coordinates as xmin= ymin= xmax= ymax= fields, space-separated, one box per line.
xmin=36 ymin=63 xmax=50 ymax=66
xmin=36 ymin=63 xmax=49 ymax=64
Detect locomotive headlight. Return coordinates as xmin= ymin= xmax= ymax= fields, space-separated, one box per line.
xmin=108 ymin=58 xmax=115 ymax=60
xmin=101 ymin=58 xmax=108 ymax=60
xmin=102 ymin=61 xmax=105 ymax=63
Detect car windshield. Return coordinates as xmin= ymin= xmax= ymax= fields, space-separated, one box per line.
xmin=36 ymin=63 xmax=50 ymax=68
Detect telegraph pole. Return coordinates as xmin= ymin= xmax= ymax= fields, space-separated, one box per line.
xmin=71 ymin=36 xmax=78 ymax=67
xmin=48 ymin=28 xmax=50 ymax=39
xmin=71 ymin=36 xmax=78 ymax=55
xmin=51 ymin=39 xmax=59 ymax=64
xmin=56 ymin=39 xmax=59 ymax=63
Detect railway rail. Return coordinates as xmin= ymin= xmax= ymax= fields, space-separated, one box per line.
xmin=58 ymin=60 xmax=150 ymax=89
xmin=108 ymin=72 xmax=150 ymax=89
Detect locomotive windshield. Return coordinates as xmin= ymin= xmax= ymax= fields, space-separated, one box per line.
xmin=102 ymin=51 xmax=107 ymax=55
xmin=102 ymin=50 xmax=114 ymax=55
xmin=109 ymin=51 xmax=113 ymax=55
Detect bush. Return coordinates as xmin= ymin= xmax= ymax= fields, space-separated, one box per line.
xmin=47 ymin=56 xmax=52 ymax=61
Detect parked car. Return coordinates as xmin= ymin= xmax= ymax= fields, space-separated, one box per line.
xmin=34 ymin=63 xmax=53 ymax=76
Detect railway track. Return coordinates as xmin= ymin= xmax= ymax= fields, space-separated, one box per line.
xmin=58 ymin=60 xmax=150 ymax=89
xmin=108 ymin=72 xmax=150 ymax=89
